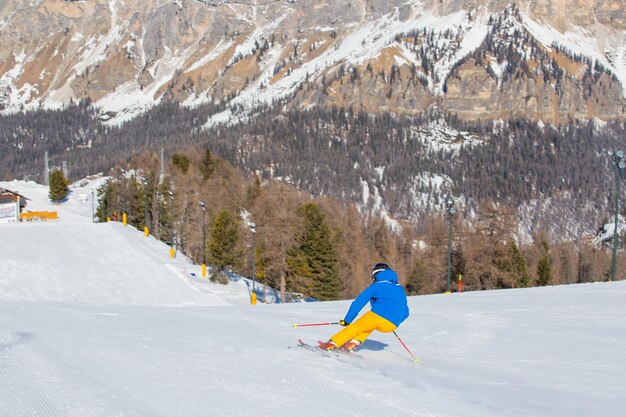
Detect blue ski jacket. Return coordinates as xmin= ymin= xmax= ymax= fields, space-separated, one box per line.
xmin=343 ymin=269 xmax=409 ymax=327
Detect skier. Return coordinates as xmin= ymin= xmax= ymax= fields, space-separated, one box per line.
xmin=319 ymin=262 xmax=409 ymax=351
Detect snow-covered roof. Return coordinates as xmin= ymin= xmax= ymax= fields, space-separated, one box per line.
xmin=0 ymin=187 xmax=30 ymax=201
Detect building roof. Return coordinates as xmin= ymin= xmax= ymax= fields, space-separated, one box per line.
xmin=0 ymin=188 xmax=30 ymax=201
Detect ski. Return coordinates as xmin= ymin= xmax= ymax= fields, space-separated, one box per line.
xmin=297 ymin=338 xmax=320 ymax=351
xmin=297 ymin=339 xmax=363 ymax=359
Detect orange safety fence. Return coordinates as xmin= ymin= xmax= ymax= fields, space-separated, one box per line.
xmin=19 ymin=211 xmax=59 ymax=221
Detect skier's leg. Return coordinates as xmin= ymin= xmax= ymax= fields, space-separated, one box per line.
xmin=374 ymin=314 xmax=397 ymax=334
xmin=330 ymin=313 xmax=376 ymax=347
xmin=352 ymin=311 xmax=396 ymax=343
xmin=330 ymin=311 xmax=393 ymax=347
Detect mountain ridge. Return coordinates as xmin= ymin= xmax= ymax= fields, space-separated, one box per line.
xmin=1 ymin=0 xmax=624 ymax=124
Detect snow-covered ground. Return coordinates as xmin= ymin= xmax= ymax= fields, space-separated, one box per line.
xmin=0 ymin=178 xmax=259 ymax=306
xmin=1 ymin=177 xmax=108 ymax=224
xmin=1 ymin=180 xmax=625 ymax=417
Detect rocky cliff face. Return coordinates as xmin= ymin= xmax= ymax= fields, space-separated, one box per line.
xmin=0 ymin=0 xmax=624 ymax=123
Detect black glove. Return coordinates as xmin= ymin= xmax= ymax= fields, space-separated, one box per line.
xmin=339 ymin=319 xmax=349 ymax=326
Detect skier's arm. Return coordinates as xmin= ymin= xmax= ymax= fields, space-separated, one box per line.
xmin=343 ymin=285 xmax=376 ymax=324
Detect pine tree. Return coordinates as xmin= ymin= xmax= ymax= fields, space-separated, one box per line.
xmin=536 ymin=241 xmax=552 ymax=286
xmin=172 ymin=153 xmax=189 ymax=174
xmin=207 ymin=209 xmax=241 ymax=282
xmin=139 ymin=174 xmax=155 ymax=230
xmin=287 ymin=203 xmax=340 ymax=300
xmin=127 ymin=176 xmax=144 ymax=228
xmin=95 ymin=182 xmax=113 ymax=221
xmin=245 ymin=175 xmax=262 ymax=207
xmin=200 ymin=149 xmax=218 ymax=180
xmin=252 ymin=241 xmax=271 ymax=284
xmin=153 ymin=179 xmax=173 ymax=241
xmin=48 ymin=169 xmax=69 ymax=202
xmin=506 ymin=240 xmax=530 ymax=287
xmin=537 ymin=256 xmax=552 ymax=286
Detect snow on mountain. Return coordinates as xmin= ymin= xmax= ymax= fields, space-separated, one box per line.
xmin=204 ymin=8 xmax=492 ymax=127
xmin=521 ymin=12 xmax=626 ymax=96
xmin=1 ymin=1 xmax=623 ymax=124
xmin=1 ymin=178 xmax=626 ymax=416
xmin=413 ymin=118 xmax=482 ymax=153
xmin=594 ymin=214 xmax=626 ymax=245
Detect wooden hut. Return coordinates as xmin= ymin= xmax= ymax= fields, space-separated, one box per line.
xmin=0 ymin=188 xmax=29 ymax=223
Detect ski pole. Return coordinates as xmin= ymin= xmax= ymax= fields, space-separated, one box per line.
xmin=393 ymin=331 xmax=420 ymax=364
xmin=292 ymin=322 xmax=340 ymax=328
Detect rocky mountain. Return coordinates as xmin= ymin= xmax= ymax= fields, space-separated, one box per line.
xmin=1 ymin=0 xmax=625 ymax=244
xmin=0 ymin=0 xmax=624 ymax=124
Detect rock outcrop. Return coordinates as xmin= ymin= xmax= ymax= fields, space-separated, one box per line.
xmin=0 ymin=0 xmax=624 ymax=122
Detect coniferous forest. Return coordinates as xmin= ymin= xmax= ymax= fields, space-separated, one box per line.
xmin=92 ymin=144 xmax=623 ymax=302
xmin=1 ymin=102 xmax=625 ymax=299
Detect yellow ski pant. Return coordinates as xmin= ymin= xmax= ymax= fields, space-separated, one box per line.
xmin=330 ymin=311 xmax=397 ymax=347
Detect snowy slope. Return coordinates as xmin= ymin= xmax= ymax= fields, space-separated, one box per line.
xmin=1 ymin=283 xmax=625 ymax=417
xmin=1 ymin=177 xmax=107 ymax=224
xmin=1 ymin=180 xmax=626 ymax=417
xmin=521 ymin=13 xmax=626 ymax=96
xmin=0 ymin=179 xmax=254 ymax=306
xmin=0 ymin=222 xmax=250 ymax=306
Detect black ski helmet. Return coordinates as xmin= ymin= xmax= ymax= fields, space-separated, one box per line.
xmin=370 ymin=262 xmax=390 ymax=279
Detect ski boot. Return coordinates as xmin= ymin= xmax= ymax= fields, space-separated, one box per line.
xmin=318 ymin=340 xmax=337 ymax=351
xmin=343 ymin=339 xmax=361 ymax=352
